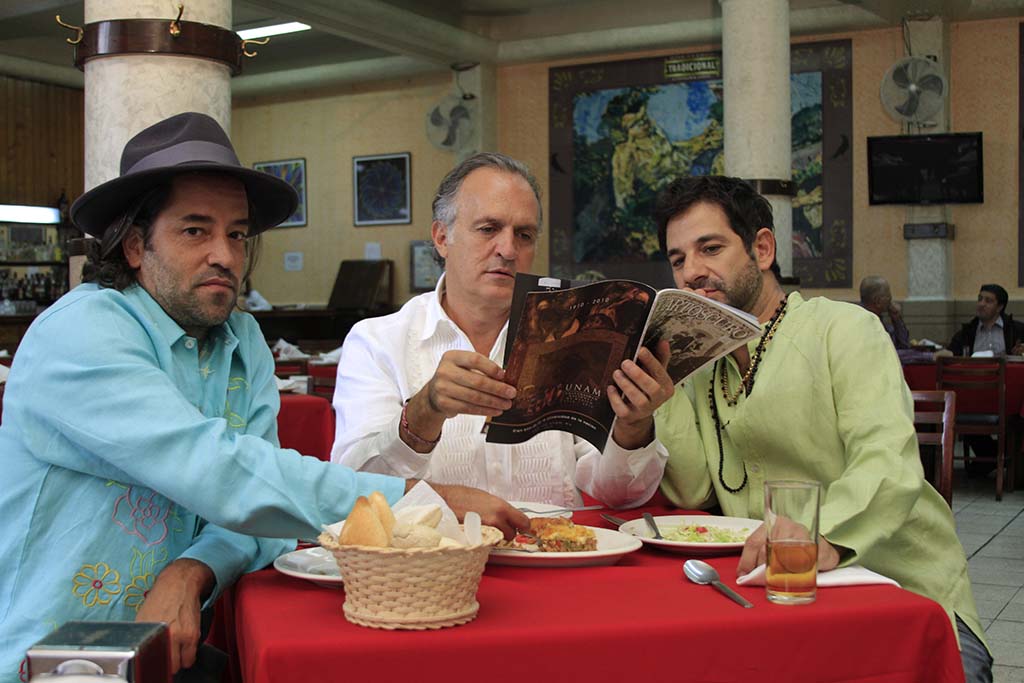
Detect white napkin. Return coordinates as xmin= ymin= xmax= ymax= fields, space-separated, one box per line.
xmin=971 ymin=350 xmax=995 ymax=358
xmin=321 ymin=482 xmax=470 ymax=546
xmin=272 ymin=338 xmax=310 ymax=360
xmin=244 ymin=289 xmax=273 ymax=311
xmin=736 ymin=563 xmax=900 ymax=588
xmin=275 ymin=376 xmax=307 ymax=393
xmin=311 ymin=346 xmax=344 ymax=364
xmin=0 ymin=363 xmax=8 ymax=384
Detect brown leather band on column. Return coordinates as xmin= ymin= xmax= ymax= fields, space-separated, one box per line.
xmin=74 ymin=19 xmax=243 ymax=75
xmin=747 ymin=179 xmax=797 ymax=197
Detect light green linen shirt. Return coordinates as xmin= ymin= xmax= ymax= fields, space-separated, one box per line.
xmin=656 ymin=291 xmax=986 ymax=651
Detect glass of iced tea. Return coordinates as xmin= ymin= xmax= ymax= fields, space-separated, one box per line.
xmin=764 ymin=480 xmax=821 ymax=605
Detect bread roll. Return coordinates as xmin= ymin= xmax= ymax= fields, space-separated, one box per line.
xmin=339 ymin=496 xmax=389 ymax=547
xmin=369 ymin=491 xmax=395 ymax=541
xmin=391 ymin=521 xmax=442 ymax=548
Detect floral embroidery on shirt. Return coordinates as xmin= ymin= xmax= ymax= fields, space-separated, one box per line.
xmin=123 ymin=574 xmax=153 ymax=611
xmin=72 ymin=562 xmax=122 ymax=607
xmin=112 ymin=487 xmax=170 ymax=546
xmin=224 ymin=376 xmax=249 ymax=430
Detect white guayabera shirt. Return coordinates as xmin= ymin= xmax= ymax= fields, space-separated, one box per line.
xmin=331 ymin=276 xmax=667 ymax=508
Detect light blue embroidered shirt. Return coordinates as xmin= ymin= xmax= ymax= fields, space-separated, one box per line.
xmin=0 ymin=284 xmax=403 ymax=682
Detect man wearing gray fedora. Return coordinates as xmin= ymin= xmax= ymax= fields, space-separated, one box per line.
xmin=0 ymin=112 xmax=528 ymax=683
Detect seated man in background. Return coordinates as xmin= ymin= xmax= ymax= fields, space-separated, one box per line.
xmin=332 ymin=152 xmax=674 ymax=508
xmin=858 ymin=275 xmax=910 ymax=349
xmin=0 ymin=113 xmax=525 ymax=683
xmin=947 ymin=283 xmax=1024 ymax=477
xmin=949 ymin=283 xmax=1024 ymax=356
xmin=652 ymin=176 xmax=990 ymax=682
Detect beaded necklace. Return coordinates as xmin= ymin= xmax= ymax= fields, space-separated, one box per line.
xmin=720 ymin=297 xmax=788 ymax=405
xmin=708 ymin=297 xmax=788 ymax=493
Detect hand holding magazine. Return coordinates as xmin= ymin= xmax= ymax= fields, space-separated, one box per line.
xmin=485 ymin=273 xmax=761 ymax=451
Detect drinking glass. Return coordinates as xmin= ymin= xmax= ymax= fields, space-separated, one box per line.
xmin=764 ymin=480 xmax=821 ymax=605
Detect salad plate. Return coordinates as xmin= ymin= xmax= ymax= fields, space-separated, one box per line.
xmin=617 ymin=515 xmax=761 ymax=555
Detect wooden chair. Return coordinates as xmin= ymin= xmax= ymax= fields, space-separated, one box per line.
xmin=911 ymin=390 xmax=956 ymax=508
xmin=936 ymin=356 xmax=1009 ymax=500
xmin=310 ymin=374 xmax=336 ymax=400
xmin=274 ymin=358 xmax=308 ymax=378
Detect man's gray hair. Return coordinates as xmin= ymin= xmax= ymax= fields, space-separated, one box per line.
xmin=431 ymin=152 xmax=543 ymax=230
xmin=859 ymin=275 xmax=891 ymax=305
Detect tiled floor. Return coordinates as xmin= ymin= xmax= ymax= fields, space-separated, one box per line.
xmin=953 ymin=469 xmax=1024 ymax=682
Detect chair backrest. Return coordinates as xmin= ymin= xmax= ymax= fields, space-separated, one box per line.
xmin=911 ymin=389 xmax=956 ymax=508
xmin=274 ymin=359 xmax=308 ymax=378
xmin=311 ymin=374 xmax=336 ymax=399
xmin=936 ymin=356 xmax=1006 ymax=418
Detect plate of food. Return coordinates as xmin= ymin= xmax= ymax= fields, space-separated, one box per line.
xmin=509 ymin=501 xmax=573 ymax=518
xmin=273 ymin=547 xmax=343 ymax=588
xmin=617 ymin=515 xmax=760 ymax=555
xmin=489 ymin=517 xmax=642 ymax=567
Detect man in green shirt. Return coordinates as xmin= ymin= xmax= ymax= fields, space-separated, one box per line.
xmin=652 ymin=176 xmax=991 ymax=682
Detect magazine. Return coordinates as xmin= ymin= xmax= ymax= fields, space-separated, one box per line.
xmin=486 ymin=273 xmax=762 ymax=451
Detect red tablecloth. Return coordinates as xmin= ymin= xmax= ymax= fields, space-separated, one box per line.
xmin=277 ymin=393 xmax=334 ymax=461
xmin=234 ymin=506 xmax=964 ymax=683
xmin=903 ymin=361 xmax=1024 ymax=418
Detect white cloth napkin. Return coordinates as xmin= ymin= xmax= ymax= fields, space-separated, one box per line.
xmin=311 ymin=346 xmax=344 ymax=364
xmin=736 ymin=563 xmax=900 ymax=588
xmin=275 ymin=376 xmax=306 ymax=393
xmin=272 ymin=338 xmax=310 ymax=360
xmin=244 ymin=290 xmax=272 ymax=311
xmin=321 ymin=482 xmax=469 ymax=546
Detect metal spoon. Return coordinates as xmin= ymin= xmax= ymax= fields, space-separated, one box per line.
xmin=642 ymin=512 xmax=664 ymax=539
xmin=683 ymin=559 xmax=753 ymax=609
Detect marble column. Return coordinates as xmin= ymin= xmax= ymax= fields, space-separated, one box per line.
xmin=453 ymin=63 xmax=497 ymax=161
xmin=903 ymin=17 xmax=952 ymax=302
xmin=719 ymin=0 xmax=793 ymax=277
xmin=83 ymin=0 xmax=232 ymax=192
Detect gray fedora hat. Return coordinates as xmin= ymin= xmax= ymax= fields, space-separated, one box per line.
xmin=70 ymin=112 xmax=298 ymax=238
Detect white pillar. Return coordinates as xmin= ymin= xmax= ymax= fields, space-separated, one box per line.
xmin=454 ymin=63 xmax=497 ymax=161
xmin=719 ymin=0 xmax=793 ymax=277
xmin=904 ymin=17 xmax=952 ymax=301
xmin=83 ymin=0 xmax=232 ymax=192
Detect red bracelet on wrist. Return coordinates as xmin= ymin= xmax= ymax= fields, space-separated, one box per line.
xmin=400 ymin=402 xmax=440 ymax=449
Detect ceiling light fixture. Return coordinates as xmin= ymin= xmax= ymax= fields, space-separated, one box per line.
xmin=237 ymin=22 xmax=311 ymax=40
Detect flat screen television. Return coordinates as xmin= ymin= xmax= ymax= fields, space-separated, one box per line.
xmin=867 ymin=132 xmax=983 ymax=205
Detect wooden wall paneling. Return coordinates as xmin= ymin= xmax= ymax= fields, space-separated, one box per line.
xmin=0 ymin=75 xmax=84 ymax=207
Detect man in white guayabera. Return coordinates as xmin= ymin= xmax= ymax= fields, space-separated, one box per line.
xmin=331 ymin=153 xmax=674 ymax=508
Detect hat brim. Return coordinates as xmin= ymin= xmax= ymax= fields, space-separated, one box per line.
xmin=70 ymin=162 xmax=300 ymax=238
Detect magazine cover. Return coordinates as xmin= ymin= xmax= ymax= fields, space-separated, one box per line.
xmin=641 ymin=290 xmax=761 ymax=384
xmin=490 ymin=280 xmax=655 ymax=451
xmin=487 ymin=274 xmax=760 ymax=450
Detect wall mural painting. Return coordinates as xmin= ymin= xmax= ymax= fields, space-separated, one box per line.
xmin=549 ymin=41 xmax=853 ymax=289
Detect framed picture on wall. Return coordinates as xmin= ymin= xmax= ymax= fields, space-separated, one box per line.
xmin=253 ymin=158 xmax=307 ymax=228
xmin=353 ymin=152 xmax=411 ymax=226
xmin=410 ymin=240 xmax=443 ymax=292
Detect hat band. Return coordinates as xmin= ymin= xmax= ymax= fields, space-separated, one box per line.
xmin=125 ymin=140 xmax=242 ymax=176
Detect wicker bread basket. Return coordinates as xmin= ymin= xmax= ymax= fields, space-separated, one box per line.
xmin=318 ymin=525 xmax=502 ymax=630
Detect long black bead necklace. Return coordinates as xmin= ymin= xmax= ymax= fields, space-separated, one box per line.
xmin=708 ymin=298 xmax=788 ymax=493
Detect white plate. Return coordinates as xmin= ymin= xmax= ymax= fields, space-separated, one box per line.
xmin=488 ymin=526 xmax=642 ymax=567
xmin=273 ymin=547 xmax=343 ymax=588
xmin=509 ymin=501 xmax=573 ymax=518
xmin=617 ymin=515 xmax=761 ymax=555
